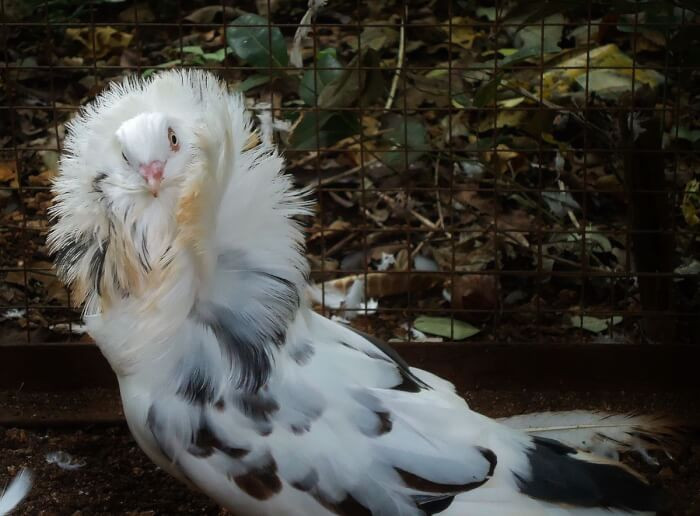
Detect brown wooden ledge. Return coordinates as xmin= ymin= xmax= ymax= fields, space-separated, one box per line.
xmin=0 ymin=342 xmax=698 ymax=393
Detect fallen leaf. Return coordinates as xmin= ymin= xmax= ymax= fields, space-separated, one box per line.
xmin=541 ymin=44 xmax=665 ymax=99
xmin=0 ymin=161 xmax=17 ymax=186
xmin=65 ymin=27 xmax=133 ymax=59
xmin=317 ymin=49 xmax=384 ymax=109
xmin=320 ymin=272 xmax=443 ymax=299
xmin=451 ymin=274 xmax=499 ymax=316
xmin=184 ymin=5 xmax=237 ymax=23
xmin=226 ymin=14 xmax=289 ymax=68
xmin=568 ymin=315 xmax=623 ymax=333
xmin=118 ymin=3 xmax=155 ymax=23
xmin=413 ymin=316 xmax=481 ymax=340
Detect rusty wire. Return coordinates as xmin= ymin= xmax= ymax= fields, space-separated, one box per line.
xmin=0 ymin=0 xmax=698 ymax=346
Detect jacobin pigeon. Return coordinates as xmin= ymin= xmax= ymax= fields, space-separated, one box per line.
xmin=48 ymin=69 xmax=675 ymax=515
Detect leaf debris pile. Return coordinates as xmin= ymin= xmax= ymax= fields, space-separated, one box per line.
xmin=1 ymin=0 xmax=698 ymax=345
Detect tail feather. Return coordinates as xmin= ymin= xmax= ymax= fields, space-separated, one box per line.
xmin=516 ymin=437 xmax=661 ymax=512
xmin=498 ymin=410 xmax=683 ymax=463
xmin=0 ymin=469 xmax=32 ymax=516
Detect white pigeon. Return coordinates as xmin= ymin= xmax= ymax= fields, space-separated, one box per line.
xmin=48 ymin=69 xmax=675 ymax=516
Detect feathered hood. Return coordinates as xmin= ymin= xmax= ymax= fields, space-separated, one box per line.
xmin=48 ymin=69 xmax=311 ymax=318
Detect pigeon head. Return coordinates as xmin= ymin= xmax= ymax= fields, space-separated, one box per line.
xmin=48 ymin=70 xmax=236 ymax=311
xmin=115 ymin=111 xmax=190 ymax=198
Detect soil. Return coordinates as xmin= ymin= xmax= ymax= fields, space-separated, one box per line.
xmin=0 ymin=388 xmax=698 ymax=515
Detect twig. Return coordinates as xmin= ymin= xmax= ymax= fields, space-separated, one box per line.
xmin=326 ymin=232 xmax=358 ymax=257
xmin=412 ymin=155 xmax=451 ymax=258
xmin=502 ymin=81 xmax=608 ymax=137
xmin=309 ymin=159 xmax=379 ymax=187
xmin=558 ymin=179 xmax=581 ymax=229
xmin=434 ymin=155 xmax=446 ymax=231
xmin=501 ymin=230 xmax=609 ymax=274
xmin=384 ymin=8 xmax=406 ymax=110
xmin=376 ymin=191 xmax=439 ymax=230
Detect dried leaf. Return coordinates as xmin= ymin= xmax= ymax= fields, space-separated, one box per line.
xmin=320 ymin=272 xmax=443 ymax=299
xmin=184 ymin=5 xmax=237 ymax=24
xmin=0 ymin=161 xmax=17 ymax=186
xmin=541 ymin=44 xmax=665 ymax=99
xmin=682 ymin=179 xmax=700 ymax=226
xmin=65 ymin=27 xmax=133 ymax=58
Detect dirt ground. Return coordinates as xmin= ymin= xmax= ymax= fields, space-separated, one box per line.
xmin=0 ymin=388 xmax=698 ymax=515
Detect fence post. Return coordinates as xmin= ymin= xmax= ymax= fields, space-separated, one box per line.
xmin=618 ymin=87 xmax=675 ymax=344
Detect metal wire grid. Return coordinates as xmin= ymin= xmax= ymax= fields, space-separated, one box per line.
xmin=0 ymin=1 xmax=698 ymax=346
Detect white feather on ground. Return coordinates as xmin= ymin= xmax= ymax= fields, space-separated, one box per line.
xmin=499 ymin=411 xmax=682 ymax=463
xmin=0 ymin=469 xmax=32 ymax=516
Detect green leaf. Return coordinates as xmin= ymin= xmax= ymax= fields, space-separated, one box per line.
xmin=317 ymin=48 xmax=384 ymax=109
xmin=498 ymin=42 xmax=561 ymax=66
xmin=569 ymin=315 xmax=623 ymax=333
xmin=289 ymin=111 xmax=360 ymax=150
xmin=203 ymin=48 xmax=228 ymax=62
xmin=236 ymin=74 xmax=271 ymax=92
xmin=182 ymin=45 xmax=205 ymax=56
xmin=414 ymin=316 xmax=481 ymax=340
xmin=226 ymin=13 xmax=289 ymax=68
xmin=473 ymin=73 xmax=503 ymax=108
xmin=182 ymin=46 xmax=227 ymax=63
xmin=357 ymin=26 xmax=399 ymax=51
xmin=377 ymin=115 xmax=430 ymax=169
xmin=299 ymin=48 xmax=344 ymax=106
xmin=142 ymin=59 xmax=182 ymax=78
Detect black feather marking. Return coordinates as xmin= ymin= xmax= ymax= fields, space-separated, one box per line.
xmin=236 ymin=391 xmax=279 ymax=422
xmin=516 ymin=436 xmax=661 ymax=511
xmin=195 ymin=304 xmax=274 ymax=393
xmin=89 ymin=239 xmax=109 ymax=296
xmin=161 ymin=244 xmax=174 ymax=268
xmin=370 ymin=411 xmax=392 ymax=436
xmin=346 ymin=327 xmax=431 ymax=392
xmin=289 ymin=341 xmax=314 ymax=366
xmin=122 ymin=202 xmax=132 ymax=224
xmin=52 ymin=235 xmax=91 ymax=278
xmin=146 ymin=404 xmax=174 ymax=461
xmin=140 ymin=233 xmax=151 ymax=272
xmin=176 ymin=365 xmax=217 ymax=405
xmin=188 ymin=420 xmax=249 ymax=459
xmin=309 ymin=491 xmax=372 ymax=516
xmin=231 ymin=456 xmax=282 ymax=500
xmin=291 ymin=469 xmax=319 ymax=492
xmin=290 ymin=423 xmax=310 ymax=435
xmin=92 ymin=172 xmax=107 ymax=193
xmin=414 ymin=494 xmax=455 ymax=514
xmin=334 ymin=495 xmax=373 ymax=516
xmin=395 ymin=462 xmax=493 ymax=494
xmin=188 ymin=251 xmax=302 ymax=393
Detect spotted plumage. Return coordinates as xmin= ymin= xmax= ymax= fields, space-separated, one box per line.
xmin=48 ymin=70 xmax=667 ymax=516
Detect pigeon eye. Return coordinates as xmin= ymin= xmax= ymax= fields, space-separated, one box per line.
xmin=168 ymin=128 xmax=179 ymax=150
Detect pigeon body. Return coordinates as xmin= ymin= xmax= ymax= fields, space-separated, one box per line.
xmin=50 ymin=70 xmax=661 ymax=516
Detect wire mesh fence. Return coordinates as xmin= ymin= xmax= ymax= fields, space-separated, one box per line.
xmin=1 ymin=0 xmax=698 ymax=347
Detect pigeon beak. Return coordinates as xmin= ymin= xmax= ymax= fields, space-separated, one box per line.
xmin=139 ymin=160 xmax=164 ymax=197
